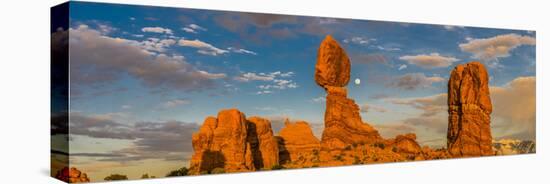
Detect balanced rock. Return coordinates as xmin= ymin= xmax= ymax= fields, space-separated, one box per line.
xmin=55 ymin=167 xmax=90 ymax=183
xmin=190 ymin=109 xmax=254 ymax=174
xmin=315 ymin=35 xmax=382 ymax=151
xmin=277 ymin=120 xmax=320 ymax=166
xmin=315 ymin=35 xmax=351 ymax=88
xmin=247 ymin=117 xmax=279 ymax=169
xmin=447 ymin=62 xmax=494 ymax=157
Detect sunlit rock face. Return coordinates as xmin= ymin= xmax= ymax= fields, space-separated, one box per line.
xmin=315 ymin=35 xmax=382 ymax=151
xmin=447 ymin=62 xmax=494 ymax=157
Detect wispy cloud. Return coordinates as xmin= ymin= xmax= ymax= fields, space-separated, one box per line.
xmin=387 ymin=73 xmax=445 ymax=90
xmin=69 ymin=24 xmax=225 ymax=92
xmin=234 ymin=71 xmax=297 ymax=94
xmin=459 ymin=33 xmax=535 ymax=61
xmin=178 ymin=38 xmax=228 ymax=56
xmin=141 ymin=26 xmax=173 ymax=34
xmin=399 ymin=53 xmax=459 ymax=69
xmin=227 ymin=47 xmax=258 ymax=55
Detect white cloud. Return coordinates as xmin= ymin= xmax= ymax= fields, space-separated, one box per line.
xmin=311 ymin=96 xmax=326 ymax=103
xmin=360 ymin=103 xmax=388 ymax=113
xmin=227 ymin=47 xmax=258 ymax=55
xmin=178 ymin=38 xmax=228 ymax=56
xmin=182 ymin=24 xmax=207 ymax=34
xmin=182 ymin=27 xmax=196 ymax=33
xmin=141 ymin=27 xmax=173 ymax=35
xmin=132 ymin=38 xmax=176 ymax=53
xmin=343 ymin=36 xmax=371 ymax=45
xmin=387 ymin=73 xmax=445 ymax=90
xmin=399 ymin=53 xmax=459 ymax=69
xmin=398 ymin=64 xmax=407 ymax=70
xmin=459 ymin=33 xmax=535 ymax=61
xmin=68 ymin=24 xmax=225 ymax=91
xmin=188 ymin=24 xmax=206 ymax=31
xmin=159 ymin=99 xmax=191 ymax=109
xmin=235 ymin=72 xmax=275 ymax=82
xmin=256 ymin=90 xmax=273 ymax=95
xmin=235 ymin=71 xmax=297 ymax=94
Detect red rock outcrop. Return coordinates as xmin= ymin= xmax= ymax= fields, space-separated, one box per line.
xmin=277 ymin=119 xmax=321 ymax=167
xmin=316 ymin=35 xmax=382 ymax=151
xmin=190 ymin=109 xmax=281 ymax=174
xmin=55 ymin=167 xmax=90 ymax=183
xmin=315 ymin=35 xmax=351 ymax=88
xmin=390 ymin=133 xmax=422 ymax=155
xmin=190 ymin=109 xmax=254 ymax=174
xmin=247 ymin=117 xmax=279 ymax=169
xmin=447 ymin=61 xmax=494 ymax=157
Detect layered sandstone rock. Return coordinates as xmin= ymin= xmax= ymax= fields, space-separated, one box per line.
xmin=55 ymin=167 xmax=90 ymax=183
xmin=447 ymin=62 xmax=494 ymax=157
xmin=390 ymin=133 xmax=422 ymax=155
xmin=315 ymin=35 xmax=351 ymax=88
xmin=190 ymin=109 xmax=254 ymax=174
xmin=277 ymin=119 xmax=320 ymax=167
xmin=316 ymin=35 xmax=382 ymax=151
xmin=247 ymin=117 xmax=279 ymax=169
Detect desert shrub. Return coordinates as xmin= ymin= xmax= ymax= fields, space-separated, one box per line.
xmin=344 ymin=145 xmax=352 ymax=150
xmin=104 ymin=174 xmax=128 ymax=181
xmin=353 ymin=156 xmax=361 ymax=165
xmin=374 ymin=142 xmax=386 ymax=149
xmin=211 ymin=167 xmax=226 ymax=174
xmin=333 ymin=154 xmax=344 ymax=161
xmin=312 ymin=149 xmax=319 ymax=156
xmin=271 ymin=164 xmax=285 ymax=170
xmin=166 ymin=167 xmax=189 ymax=177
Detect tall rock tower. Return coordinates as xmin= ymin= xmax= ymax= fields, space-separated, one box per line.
xmin=447 ymin=62 xmax=494 ymax=157
xmin=315 ymin=35 xmax=381 ymax=151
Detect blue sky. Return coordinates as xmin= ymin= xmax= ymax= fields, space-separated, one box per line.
xmin=56 ymin=1 xmax=536 ymax=181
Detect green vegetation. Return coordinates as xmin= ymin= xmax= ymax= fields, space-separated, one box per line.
xmin=374 ymin=142 xmax=386 ymax=149
xmin=104 ymin=174 xmax=128 ymax=181
xmin=344 ymin=145 xmax=352 ymax=150
xmin=140 ymin=174 xmax=155 ymax=179
xmin=271 ymin=164 xmax=285 ymax=170
xmin=333 ymin=154 xmax=344 ymax=161
xmin=211 ymin=167 xmax=226 ymax=174
xmin=353 ymin=156 xmax=361 ymax=165
xmin=166 ymin=167 xmax=189 ymax=177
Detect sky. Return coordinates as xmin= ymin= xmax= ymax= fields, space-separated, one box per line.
xmin=51 ymin=1 xmax=536 ymax=181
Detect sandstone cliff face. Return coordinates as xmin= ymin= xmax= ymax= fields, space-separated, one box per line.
xmin=190 ymin=110 xmax=281 ymax=174
xmin=247 ymin=117 xmax=280 ymax=169
xmin=190 ymin=109 xmax=254 ymax=174
xmin=55 ymin=167 xmax=90 ymax=183
xmin=447 ymin=62 xmax=494 ymax=157
xmin=277 ymin=119 xmax=321 ymax=167
xmin=316 ymin=35 xmax=381 ymax=151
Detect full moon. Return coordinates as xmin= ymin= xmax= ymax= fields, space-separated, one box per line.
xmin=354 ymin=78 xmax=361 ymax=85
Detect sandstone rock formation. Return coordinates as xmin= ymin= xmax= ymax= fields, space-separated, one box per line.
xmin=316 ymin=35 xmax=382 ymax=151
xmin=190 ymin=109 xmax=281 ymax=174
xmin=247 ymin=117 xmax=279 ymax=169
xmin=315 ymin=35 xmax=351 ymax=88
xmin=277 ymin=119 xmax=320 ymax=167
xmin=55 ymin=167 xmax=90 ymax=183
xmin=447 ymin=62 xmax=494 ymax=157
xmin=390 ymin=133 xmax=422 ymax=155
xmin=190 ymin=109 xmax=254 ymax=174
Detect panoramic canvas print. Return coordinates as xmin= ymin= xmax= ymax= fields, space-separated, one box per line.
xmin=51 ymin=1 xmax=536 ymax=183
